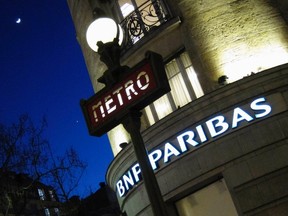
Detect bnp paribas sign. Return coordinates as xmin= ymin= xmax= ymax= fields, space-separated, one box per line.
xmin=116 ymin=96 xmax=275 ymax=197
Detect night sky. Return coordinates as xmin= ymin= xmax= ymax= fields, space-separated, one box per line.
xmin=0 ymin=0 xmax=113 ymax=198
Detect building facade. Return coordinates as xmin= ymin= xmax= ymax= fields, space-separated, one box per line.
xmin=67 ymin=0 xmax=288 ymax=215
xmin=0 ymin=171 xmax=60 ymax=216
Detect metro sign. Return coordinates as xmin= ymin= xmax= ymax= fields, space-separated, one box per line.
xmin=81 ymin=52 xmax=170 ymax=136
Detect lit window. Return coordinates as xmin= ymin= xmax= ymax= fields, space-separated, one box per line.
xmin=121 ymin=3 xmax=134 ymax=17
xmin=44 ymin=208 xmax=50 ymax=216
xmin=166 ymin=58 xmax=192 ymax=107
xmin=144 ymin=51 xmax=203 ymax=125
xmin=38 ymin=188 xmax=46 ymax=200
xmin=54 ymin=208 xmax=60 ymax=216
xmin=117 ymin=0 xmax=168 ymax=45
xmin=176 ymin=179 xmax=238 ymax=216
xmin=49 ymin=190 xmax=56 ymax=201
xmin=181 ymin=52 xmax=204 ymax=98
xmin=144 ymin=106 xmax=155 ymax=124
xmin=118 ymin=0 xmax=133 ymax=18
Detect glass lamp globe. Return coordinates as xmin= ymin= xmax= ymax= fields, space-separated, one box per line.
xmin=86 ymin=17 xmax=124 ymax=52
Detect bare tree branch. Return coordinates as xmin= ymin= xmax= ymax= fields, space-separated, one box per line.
xmin=0 ymin=114 xmax=87 ymax=214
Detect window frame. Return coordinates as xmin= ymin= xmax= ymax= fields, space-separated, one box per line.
xmin=143 ymin=50 xmax=203 ymax=126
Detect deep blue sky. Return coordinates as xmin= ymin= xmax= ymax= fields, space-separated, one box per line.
xmin=0 ymin=0 xmax=113 ymax=198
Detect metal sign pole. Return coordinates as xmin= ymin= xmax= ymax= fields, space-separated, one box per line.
xmin=122 ymin=111 xmax=168 ymax=216
xmin=81 ymin=49 xmax=170 ymax=215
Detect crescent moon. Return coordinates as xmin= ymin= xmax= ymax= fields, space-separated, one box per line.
xmin=16 ymin=18 xmax=21 ymax=24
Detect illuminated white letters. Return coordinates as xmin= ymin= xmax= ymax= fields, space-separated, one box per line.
xmin=163 ymin=143 xmax=181 ymax=163
xmin=148 ymin=149 xmax=162 ymax=170
xmin=125 ymin=80 xmax=138 ymax=100
xmin=92 ymin=102 xmax=105 ymax=123
xmin=116 ymin=163 xmax=141 ymax=197
xmin=113 ymin=87 xmax=124 ymax=106
xmin=177 ymin=131 xmax=199 ymax=152
xmin=105 ymin=95 xmax=116 ymax=114
xmin=90 ymin=70 xmax=151 ymax=124
xmin=116 ymin=97 xmax=273 ymax=197
xmin=116 ymin=180 xmax=125 ymax=197
xmin=196 ymin=125 xmax=208 ymax=142
xmin=131 ymin=164 xmax=141 ymax=182
xmin=231 ymin=107 xmax=253 ymax=128
xmin=137 ymin=71 xmax=150 ymax=90
xmin=123 ymin=171 xmax=135 ymax=190
xmin=206 ymin=116 xmax=229 ymax=137
xmin=250 ymin=97 xmax=272 ymax=118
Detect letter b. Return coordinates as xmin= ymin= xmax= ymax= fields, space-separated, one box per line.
xmin=206 ymin=115 xmax=229 ymax=137
xmin=116 ymin=180 xmax=126 ymax=197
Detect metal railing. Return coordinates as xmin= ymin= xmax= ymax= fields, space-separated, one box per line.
xmin=120 ymin=0 xmax=171 ymax=52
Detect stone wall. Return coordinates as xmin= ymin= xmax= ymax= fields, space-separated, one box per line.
xmin=177 ymin=0 xmax=288 ymax=91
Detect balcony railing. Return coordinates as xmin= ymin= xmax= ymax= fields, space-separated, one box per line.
xmin=120 ymin=0 xmax=171 ymax=52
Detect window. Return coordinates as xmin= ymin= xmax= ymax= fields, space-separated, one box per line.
xmin=54 ymin=208 xmax=60 ymax=216
xmin=38 ymin=188 xmax=46 ymax=200
xmin=49 ymin=190 xmax=56 ymax=201
xmin=117 ymin=0 xmax=170 ymax=47
xmin=176 ymin=179 xmax=238 ymax=216
xmin=144 ymin=51 xmax=203 ymax=125
xmin=118 ymin=0 xmax=161 ymax=18
xmin=119 ymin=0 xmax=135 ymax=17
xmin=44 ymin=208 xmax=50 ymax=216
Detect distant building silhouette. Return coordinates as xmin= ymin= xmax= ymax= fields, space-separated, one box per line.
xmin=78 ymin=182 xmax=121 ymax=216
xmin=0 ymin=170 xmax=61 ymax=216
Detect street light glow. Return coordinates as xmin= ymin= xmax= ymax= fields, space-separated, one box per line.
xmin=86 ymin=17 xmax=124 ymax=52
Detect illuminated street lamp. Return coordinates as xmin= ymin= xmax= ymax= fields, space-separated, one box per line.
xmin=85 ymin=15 xmax=169 ymax=216
xmin=86 ymin=17 xmax=125 ymax=86
xmin=86 ymin=17 xmax=124 ymax=53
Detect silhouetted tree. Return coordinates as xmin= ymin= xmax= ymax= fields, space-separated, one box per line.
xmin=0 ymin=114 xmax=86 ymax=215
xmin=48 ymin=147 xmax=86 ymax=202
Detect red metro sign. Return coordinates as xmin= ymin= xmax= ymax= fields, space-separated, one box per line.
xmin=81 ymin=52 xmax=170 ymax=136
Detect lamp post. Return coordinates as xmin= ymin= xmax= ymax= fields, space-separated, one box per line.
xmin=86 ymin=17 xmax=168 ymax=216
xmin=86 ymin=17 xmax=125 ymax=86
